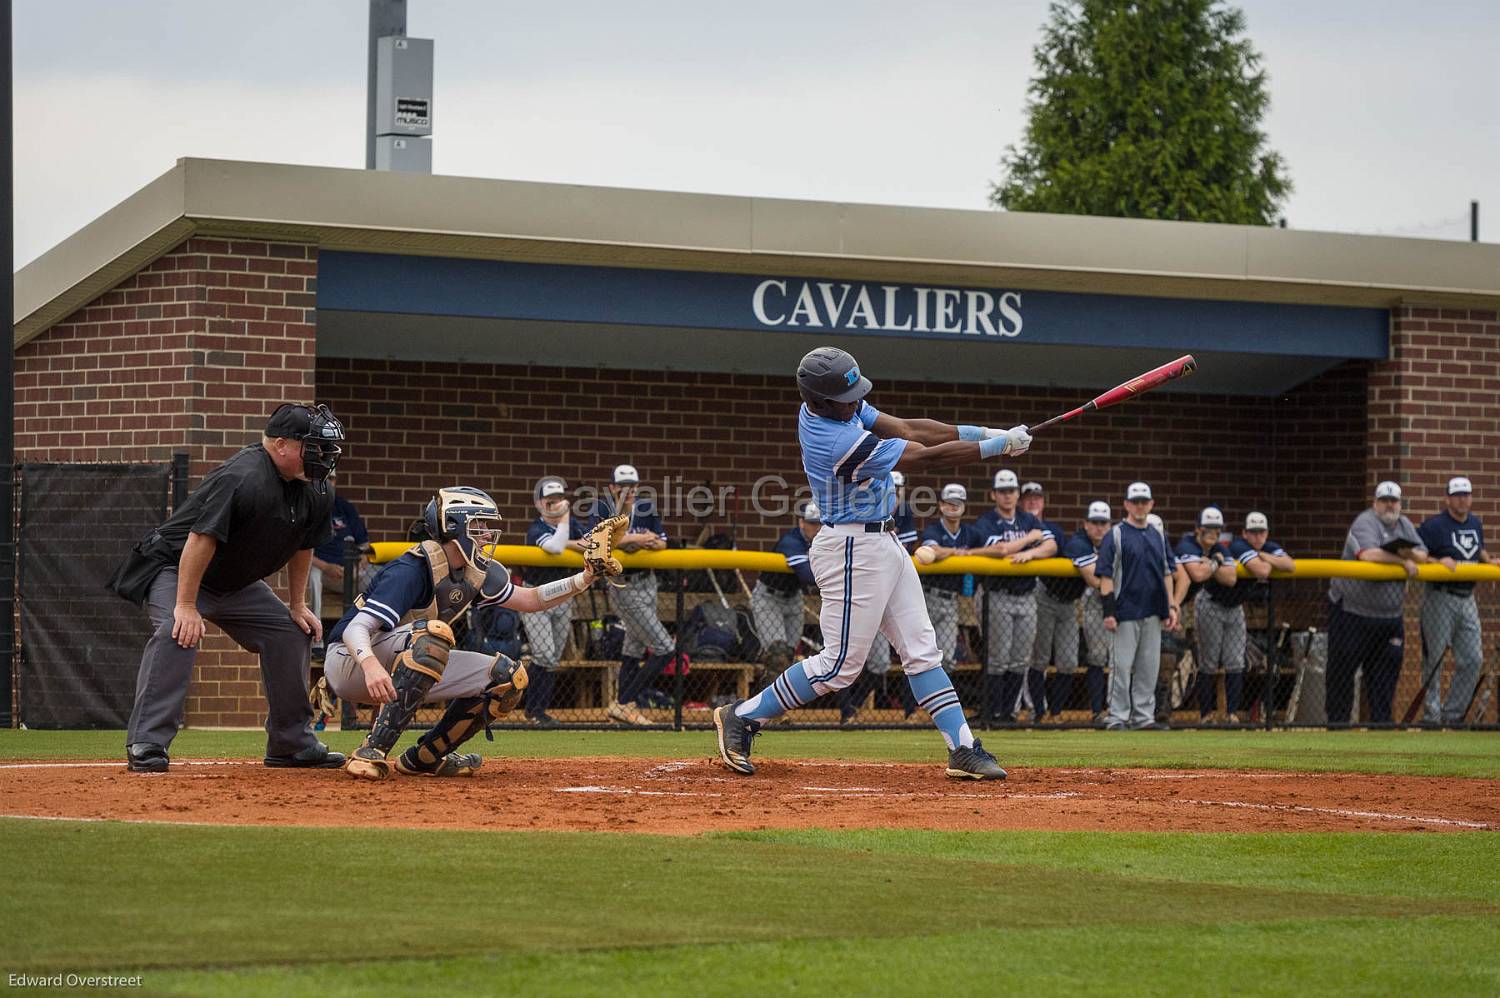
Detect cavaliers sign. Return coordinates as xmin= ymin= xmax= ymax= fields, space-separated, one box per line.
xmin=752 ymin=279 xmax=1023 ymax=337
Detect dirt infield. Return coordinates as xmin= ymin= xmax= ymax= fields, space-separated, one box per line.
xmin=3 ymin=756 xmax=1496 ymax=834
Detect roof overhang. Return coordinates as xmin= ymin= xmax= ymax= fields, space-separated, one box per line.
xmin=17 ymin=157 xmax=1500 ymax=355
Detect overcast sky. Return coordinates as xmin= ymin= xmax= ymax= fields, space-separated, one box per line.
xmin=15 ymin=0 xmax=1500 ymax=266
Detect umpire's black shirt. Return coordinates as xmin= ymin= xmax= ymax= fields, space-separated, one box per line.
xmin=156 ymin=444 xmax=334 ymax=593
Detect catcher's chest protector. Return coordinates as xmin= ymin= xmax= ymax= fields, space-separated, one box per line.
xmin=415 ymin=540 xmax=487 ymax=627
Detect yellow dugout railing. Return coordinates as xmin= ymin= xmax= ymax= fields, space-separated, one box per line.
xmin=366 ymin=542 xmax=1500 ymax=582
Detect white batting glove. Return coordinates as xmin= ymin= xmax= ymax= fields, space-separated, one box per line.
xmin=1002 ymin=424 xmax=1031 ymax=456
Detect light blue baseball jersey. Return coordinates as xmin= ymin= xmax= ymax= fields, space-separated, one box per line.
xmin=798 ymin=401 xmax=907 ymax=525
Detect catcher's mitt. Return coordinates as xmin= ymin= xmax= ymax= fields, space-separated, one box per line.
xmin=582 ymin=514 xmax=630 ymax=586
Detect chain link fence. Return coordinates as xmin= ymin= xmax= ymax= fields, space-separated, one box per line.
xmin=336 ymin=545 xmax=1499 ymax=732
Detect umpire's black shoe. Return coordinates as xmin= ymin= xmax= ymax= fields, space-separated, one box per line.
xmin=946 ymin=740 xmax=1007 ymax=781
xmin=529 ymin=711 xmax=562 ymax=729
xmin=264 ymin=742 xmax=346 ymax=768
xmin=126 ymin=743 xmax=170 ymax=773
xmin=714 ymin=700 xmax=762 ymax=775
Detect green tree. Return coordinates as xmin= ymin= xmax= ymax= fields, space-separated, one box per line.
xmin=992 ymin=0 xmax=1291 ymax=224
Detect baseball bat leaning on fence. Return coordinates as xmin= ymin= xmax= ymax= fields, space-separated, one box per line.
xmin=1469 ymin=661 xmax=1497 ymax=725
xmin=1029 ymin=355 xmax=1198 ymax=433
xmin=1401 ymin=655 xmax=1445 ymax=724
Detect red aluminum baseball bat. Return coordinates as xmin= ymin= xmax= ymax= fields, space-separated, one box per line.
xmin=1029 ymin=354 xmax=1198 ymax=433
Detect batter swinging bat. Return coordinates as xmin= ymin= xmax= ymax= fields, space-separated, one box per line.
xmin=1030 ymin=354 xmax=1198 ymax=433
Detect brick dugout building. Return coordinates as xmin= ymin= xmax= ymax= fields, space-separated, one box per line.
xmin=14 ymin=159 xmax=1500 ymax=725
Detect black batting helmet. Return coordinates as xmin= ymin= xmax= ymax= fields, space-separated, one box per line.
xmin=796 ymin=346 xmax=871 ymax=404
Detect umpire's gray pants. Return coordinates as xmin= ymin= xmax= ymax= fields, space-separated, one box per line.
xmin=1034 ymin=591 xmax=1080 ymax=672
xmin=1194 ymin=591 xmax=1247 ymax=674
xmin=1421 ymin=588 xmax=1484 ymax=724
xmin=612 ymin=571 xmax=673 ymax=658
xmin=986 ymin=590 xmax=1037 ymax=674
xmin=751 ymin=582 xmax=804 ymax=652
xmin=127 ymin=568 xmax=318 ymax=756
xmin=523 ymin=600 xmax=574 ymax=671
xmin=1107 ymin=616 xmax=1162 ymax=728
xmin=924 ymin=589 xmax=960 ymax=669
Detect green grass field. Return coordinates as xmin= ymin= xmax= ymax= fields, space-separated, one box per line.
xmin=2 ymin=729 xmax=1498 ymax=996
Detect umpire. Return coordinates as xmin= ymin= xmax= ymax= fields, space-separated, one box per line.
xmin=108 ymin=403 xmax=348 ymax=772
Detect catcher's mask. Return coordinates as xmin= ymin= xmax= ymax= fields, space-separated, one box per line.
xmin=422 ymin=486 xmax=503 ymax=573
xmin=266 ymin=402 xmax=344 ymax=494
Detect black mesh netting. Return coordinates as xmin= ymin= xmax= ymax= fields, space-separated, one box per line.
xmin=19 ymin=463 xmax=169 ymax=728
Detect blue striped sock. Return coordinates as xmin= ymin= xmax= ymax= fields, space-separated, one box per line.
xmin=736 ymin=661 xmax=817 ymax=721
xmin=906 ymin=668 xmax=974 ymax=750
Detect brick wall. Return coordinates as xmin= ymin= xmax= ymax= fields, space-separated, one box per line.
xmin=1370 ymin=306 xmax=1500 ymax=525
xmin=15 ymin=238 xmax=318 ymax=727
xmin=319 ymin=359 xmax=1367 ymax=558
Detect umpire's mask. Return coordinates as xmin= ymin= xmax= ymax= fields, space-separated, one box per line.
xmin=265 ymin=402 xmax=344 ymax=494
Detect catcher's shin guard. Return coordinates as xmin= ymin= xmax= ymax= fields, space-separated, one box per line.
xmin=344 ymin=620 xmax=454 ymax=781
xmin=402 ymin=654 xmax=529 ymax=772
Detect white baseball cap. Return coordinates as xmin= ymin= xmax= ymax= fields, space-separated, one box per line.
xmin=799 ymin=500 xmax=822 ymax=523
xmin=1021 ymin=481 xmax=1044 ymax=496
xmin=1448 ymin=476 xmax=1473 ymax=495
xmin=1198 ymin=507 xmax=1225 ymax=528
xmin=1374 ymin=480 xmax=1401 ymax=500
xmin=1245 ymin=511 xmax=1269 ymax=531
xmin=1086 ymin=501 xmax=1112 ymax=523
xmin=940 ymin=483 xmax=968 ymax=504
xmin=993 ymin=470 xmax=1019 ymax=490
xmin=889 ymin=470 xmax=906 ymax=488
xmin=1126 ymin=481 xmax=1152 ymax=501
xmin=535 ymin=476 xmax=567 ymax=500
xmin=612 ymin=464 xmax=640 ymax=485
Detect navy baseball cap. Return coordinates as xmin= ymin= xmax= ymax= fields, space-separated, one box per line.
xmin=797 ymin=346 xmax=871 ymax=403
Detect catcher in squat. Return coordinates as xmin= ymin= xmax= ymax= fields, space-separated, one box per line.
xmin=323 ymin=487 xmax=612 ymax=779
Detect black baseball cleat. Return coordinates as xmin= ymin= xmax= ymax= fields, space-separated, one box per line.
xmin=126 ymin=743 xmax=170 ymax=773
xmin=714 ymin=700 xmax=762 ymax=775
xmin=946 ymin=740 xmax=1007 ymax=781
xmin=264 ymin=742 xmax=346 ymax=769
xmin=395 ymin=749 xmax=482 ymax=777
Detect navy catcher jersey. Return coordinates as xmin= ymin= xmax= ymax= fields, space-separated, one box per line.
xmin=327 ymin=549 xmax=515 ymax=642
